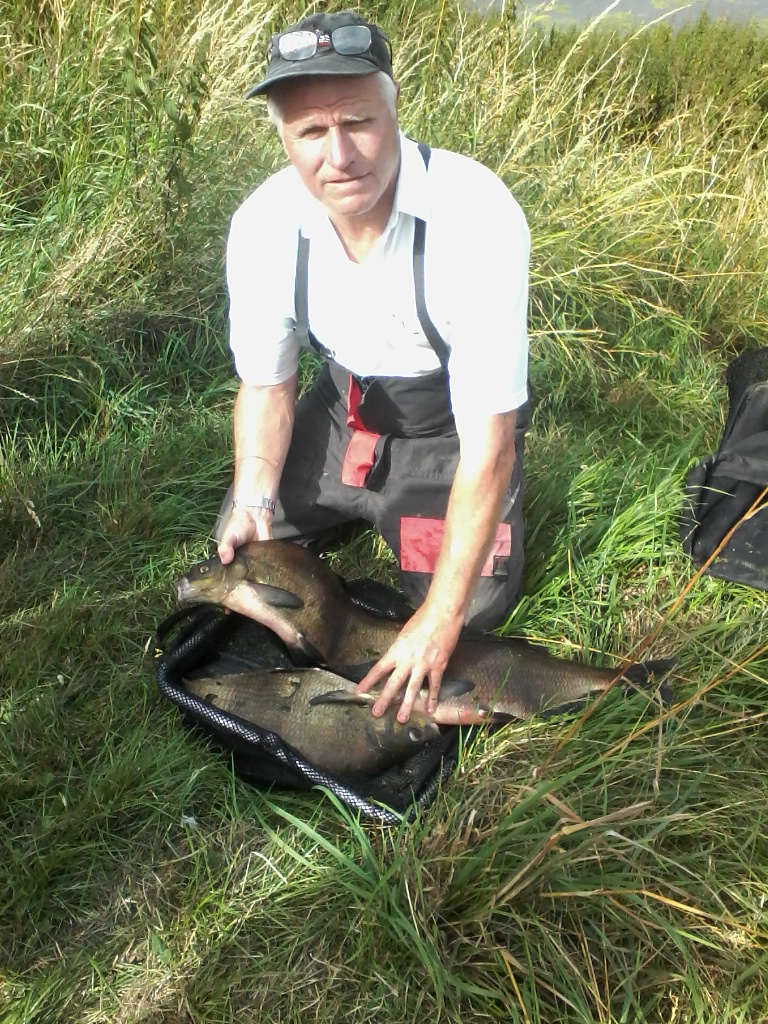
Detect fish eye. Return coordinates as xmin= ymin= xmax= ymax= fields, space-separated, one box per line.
xmin=408 ymin=727 xmax=421 ymax=742
xmin=200 ymin=566 xmax=209 ymax=575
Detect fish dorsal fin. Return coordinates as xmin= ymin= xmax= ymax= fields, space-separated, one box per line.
xmin=255 ymin=583 xmax=305 ymax=609
xmin=309 ymin=689 xmax=375 ymax=708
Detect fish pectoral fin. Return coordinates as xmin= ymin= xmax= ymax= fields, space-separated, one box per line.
xmin=308 ymin=689 xmax=375 ymax=708
xmin=288 ymin=634 xmax=326 ymax=665
xmin=438 ymin=678 xmax=476 ymax=699
xmin=255 ymin=583 xmax=305 ymax=609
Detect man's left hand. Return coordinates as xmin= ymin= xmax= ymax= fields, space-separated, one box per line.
xmin=354 ymin=603 xmax=464 ymax=723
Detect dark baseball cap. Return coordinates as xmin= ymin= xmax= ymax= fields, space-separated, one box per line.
xmin=246 ymin=10 xmax=393 ymax=98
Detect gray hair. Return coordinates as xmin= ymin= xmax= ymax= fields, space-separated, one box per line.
xmin=265 ymin=71 xmax=398 ymax=134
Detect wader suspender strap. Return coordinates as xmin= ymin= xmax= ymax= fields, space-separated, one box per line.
xmin=413 ymin=143 xmax=449 ymax=368
xmin=293 ymin=142 xmax=449 ymax=367
xmin=293 ymin=230 xmax=319 ymax=355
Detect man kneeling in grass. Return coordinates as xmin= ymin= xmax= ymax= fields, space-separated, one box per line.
xmin=214 ymin=10 xmax=531 ymax=723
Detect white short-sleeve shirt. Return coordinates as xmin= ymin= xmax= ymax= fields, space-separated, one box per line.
xmin=226 ymin=133 xmax=530 ymax=423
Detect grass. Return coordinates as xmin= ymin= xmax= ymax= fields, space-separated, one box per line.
xmin=2 ymin=1 xmax=768 ymax=1021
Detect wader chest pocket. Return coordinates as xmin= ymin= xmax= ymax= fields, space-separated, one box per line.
xmin=406 ymin=436 xmax=460 ymax=481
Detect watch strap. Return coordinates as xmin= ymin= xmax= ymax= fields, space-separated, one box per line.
xmin=232 ymin=496 xmax=276 ymax=514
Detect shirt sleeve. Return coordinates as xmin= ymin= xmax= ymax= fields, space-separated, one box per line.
xmin=225 ymin=173 xmax=300 ymax=386
xmin=429 ymin=156 xmax=530 ymax=425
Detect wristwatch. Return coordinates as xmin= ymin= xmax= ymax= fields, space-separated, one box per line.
xmin=231 ymin=496 xmax=276 ymax=514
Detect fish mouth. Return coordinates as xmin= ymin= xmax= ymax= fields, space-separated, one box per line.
xmin=175 ymin=577 xmax=196 ymax=603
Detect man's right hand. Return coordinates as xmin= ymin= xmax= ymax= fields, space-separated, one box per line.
xmin=217 ymin=507 xmax=273 ymax=565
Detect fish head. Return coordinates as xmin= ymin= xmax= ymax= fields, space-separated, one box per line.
xmin=175 ymin=551 xmax=249 ymax=604
xmin=368 ymin=707 xmax=441 ymax=760
xmin=309 ymin=684 xmax=441 ymax=763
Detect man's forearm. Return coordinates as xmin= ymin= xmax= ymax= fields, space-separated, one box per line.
xmin=217 ymin=375 xmax=298 ymax=559
xmin=424 ymin=410 xmax=518 ymax=626
xmin=355 ymin=408 xmax=520 ymax=722
xmin=232 ymin=374 xmax=298 ymax=504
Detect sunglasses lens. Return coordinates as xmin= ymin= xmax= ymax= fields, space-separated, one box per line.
xmin=330 ymin=25 xmax=372 ymax=56
xmin=278 ymin=30 xmax=318 ymax=61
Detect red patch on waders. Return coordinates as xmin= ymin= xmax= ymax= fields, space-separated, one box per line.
xmin=400 ymin=518 xmax=512 ymax=576
xmin=341 ymin=375 xmax=381 ymax=487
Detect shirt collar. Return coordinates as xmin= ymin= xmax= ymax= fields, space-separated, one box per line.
xmin=298 ymin=132 xmax=432 ymax=240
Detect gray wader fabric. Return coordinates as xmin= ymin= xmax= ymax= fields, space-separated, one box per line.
xmin=214 ymin=141 xmax=527 ymax=631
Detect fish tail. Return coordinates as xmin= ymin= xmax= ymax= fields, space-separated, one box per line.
xmin=621 ymin=658 xmax=676 ymax=704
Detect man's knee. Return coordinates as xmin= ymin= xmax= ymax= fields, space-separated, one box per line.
xmin=463 ymin=570 xmax=523 ymax=632
xmin=397 ymin=552 xmax=523 ymax=633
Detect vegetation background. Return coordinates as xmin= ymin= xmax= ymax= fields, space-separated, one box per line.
xmin=1 ymin=0 xmax=767 ymax=1021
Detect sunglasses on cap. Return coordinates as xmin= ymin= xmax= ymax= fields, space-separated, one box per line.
xmin=268 ymin=24 xmax=392 ymax=64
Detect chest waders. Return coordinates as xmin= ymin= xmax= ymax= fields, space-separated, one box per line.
xmin=215 ymin=144 xmax=527 ymax=631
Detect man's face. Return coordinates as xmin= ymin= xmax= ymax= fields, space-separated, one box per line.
xmin=274 ymin=73 xmax=401 ymax=227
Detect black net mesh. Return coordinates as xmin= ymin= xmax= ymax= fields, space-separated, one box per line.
xmin=155 ymin=605 xmax=466 ymax=824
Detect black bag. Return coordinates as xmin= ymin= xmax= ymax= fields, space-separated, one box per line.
xmin=155 ymin=596 xmax=469 ymax=825
xmin=681 ymin=347 xmax=768 ymax=590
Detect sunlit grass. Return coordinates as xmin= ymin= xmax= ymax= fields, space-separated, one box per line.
xmin=1 ymin=1 xmax=767 ymax=1021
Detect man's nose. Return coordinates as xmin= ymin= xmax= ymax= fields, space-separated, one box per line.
xmin=326 ymin=127 xmax=354 ymax=169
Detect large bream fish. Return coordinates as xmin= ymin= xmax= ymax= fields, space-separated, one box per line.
xmin=184 ymin=667 xmax=440 ymax=776
xmin=176 ymin=541 xmax=672 ymax=725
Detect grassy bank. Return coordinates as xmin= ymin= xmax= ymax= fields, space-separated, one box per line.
xmin=1 ymin=2 xmax=767 ymax=1021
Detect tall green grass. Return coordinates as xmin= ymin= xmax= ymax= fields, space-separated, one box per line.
xmin=1 ymin=2 xmax=767 ymax=1021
